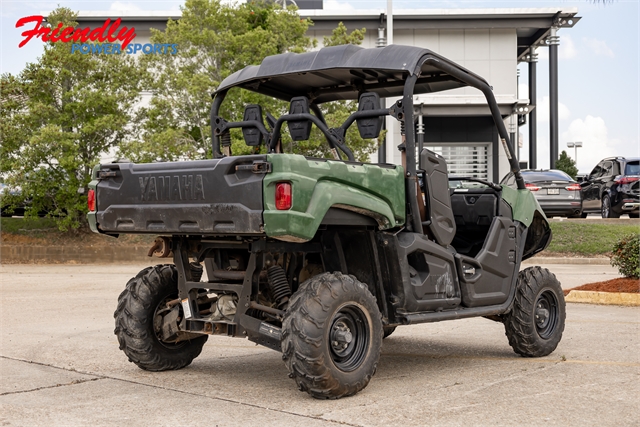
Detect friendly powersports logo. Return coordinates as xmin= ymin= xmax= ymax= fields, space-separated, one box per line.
xmin=16 ymin=15 xmax=177 ymax=55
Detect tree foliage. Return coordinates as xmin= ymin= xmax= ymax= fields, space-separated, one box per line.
xmin=323 ymin=21 xmax=365 ymax=46
xmin=0 ymin=8 xmax=142 ymax=230
xmin=119 ymin=0 xmax=314 ymax=162
xmin=121 ymin=6 xmax=380 ymax=163
xmin=555 ymin=150 xmax=579 ymax=180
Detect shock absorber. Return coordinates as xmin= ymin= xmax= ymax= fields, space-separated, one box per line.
xmin=189 ymin=262 xmax=203 ymax=282
xmin=267 ymin=265 xmax=291 ymax=309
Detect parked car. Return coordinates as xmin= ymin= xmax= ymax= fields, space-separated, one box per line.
xmin=501 ymin=169 xmax=582 ymax=218
xmin=0 ymin=183 xmax=26 ymax=217
xmin=580 ymin=157 xmax=639 ymax=218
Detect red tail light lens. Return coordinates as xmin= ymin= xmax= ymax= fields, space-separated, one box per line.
xmin=565 ymin=184 xmax=581 ymax=191
xmin=617 ymin=176 xmax=639 ymax=185
xmin=275 ymin=182 xmax=292 ymax=210
xmin=525 ymin=183 xmax=540 ymax=191
xmin=87 ymin=189 xmax=96 ymax=212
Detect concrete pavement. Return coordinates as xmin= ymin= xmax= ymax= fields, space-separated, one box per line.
xmin=1 ymin=263 xmax=638 ymax=426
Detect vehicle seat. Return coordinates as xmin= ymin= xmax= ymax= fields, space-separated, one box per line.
xmin=450 ymin=188 xmax=499 ymax=257
xmin=420 ymin=149 xmax=456 ymax=246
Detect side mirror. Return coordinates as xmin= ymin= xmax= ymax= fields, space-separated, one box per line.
xmin=356 ymin=92 xmax=383 ymax=139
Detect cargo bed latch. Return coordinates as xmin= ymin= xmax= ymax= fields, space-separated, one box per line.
xmin=236 ymin=161 xmax=272 ymax=174
xmin=98 ymin=169 xmax=117 ymax=179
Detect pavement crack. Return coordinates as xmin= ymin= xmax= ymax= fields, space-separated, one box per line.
xmin=0 ymin=377 xmax=104 ymax=396
xmin=0 ymin=355 xmax=361 ymax=427
xmin=115 ymin=378 xmax=363 ymax=426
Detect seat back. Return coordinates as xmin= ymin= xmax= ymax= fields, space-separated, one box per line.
xmin=288 ymin=96 xmax=312 ymax=141
xmin=420 ymin=149 xmax=456 ymax=246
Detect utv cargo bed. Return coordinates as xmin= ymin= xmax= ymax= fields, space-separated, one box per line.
xmin=91 ymin=155 xmax=266 ymax=235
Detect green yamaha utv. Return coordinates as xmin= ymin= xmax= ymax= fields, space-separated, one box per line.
xmin=89 ymin=44 xmax=565 ymax=399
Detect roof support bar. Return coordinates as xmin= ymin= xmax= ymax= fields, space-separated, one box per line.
xmin=420 ymin=56 xmax=525 ymax=190
xmin=402 ymin=74 xmax=424 ymax=233
xmin=211 ymin=92 xmax=227 ymax=158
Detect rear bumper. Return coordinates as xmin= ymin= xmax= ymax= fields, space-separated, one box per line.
xmin=612 ymin=190 xmax=639 ymax=214
xmin=537 ymin=201 xmax=582 ymax=217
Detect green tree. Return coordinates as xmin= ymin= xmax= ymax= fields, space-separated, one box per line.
xmin=556 ymin=150 xmax=579 ymax=180
xmin=121 ymin=5 xmax=380 ymax=163
xmin=0 ymin=8 xmax=142 ymax=230
xmin=323 ymin=21 xmax=365 ymax=46
xmin=119 ymin=0 xmax=313 ymax=162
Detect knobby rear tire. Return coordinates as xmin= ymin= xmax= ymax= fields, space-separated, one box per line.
xmin=114 ymin=264 xmax=208 ymax=371
xmin=504 ymin=266 xmax=566 ymax=357
xmin=281 ymin=272 xmax=383 ymax=399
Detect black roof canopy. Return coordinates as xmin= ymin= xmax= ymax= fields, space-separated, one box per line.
xmin=214 ymin=44 xmax=489 ymax=103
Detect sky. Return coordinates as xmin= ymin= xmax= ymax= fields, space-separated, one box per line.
xmin=1 ymin=0 xmax=638 ymax=174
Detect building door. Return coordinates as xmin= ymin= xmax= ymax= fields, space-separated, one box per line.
xmin=425 ymin=143 xmax=490 ymax=180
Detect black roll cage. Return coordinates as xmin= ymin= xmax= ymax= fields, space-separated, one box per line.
xmin=209 ymin=52 xmax=526 ymax=226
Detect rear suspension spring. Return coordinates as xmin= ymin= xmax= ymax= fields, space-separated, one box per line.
xmin=267 ymin=265 xmax=291 ymax=309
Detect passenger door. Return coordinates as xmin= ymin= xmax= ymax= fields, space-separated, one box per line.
xmin=581 ymin=162 xmax=604 ymax=211
xmin=596 ymin=161 xmax=615 ymax=205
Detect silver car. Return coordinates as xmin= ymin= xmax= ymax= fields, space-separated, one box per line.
xmin=501 ymin=170 xmax=583 ymax=218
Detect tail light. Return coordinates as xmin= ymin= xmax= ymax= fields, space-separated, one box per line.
xmin=275 ymin=182 xmax=292 ymax=210
xmin=616 ymin=176 xmax=639 ymax=185
xmin=525 ymin=183 xmax=540 ymax=191
xmin=565 ymin=184 xmax=581 ymax=191
xmin=87 ymin=189 xmax=96 ymax=212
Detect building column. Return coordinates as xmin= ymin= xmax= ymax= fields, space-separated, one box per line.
xmin=528 ymin=49 xmax=538 ymax=169
xmin=385 ymin=2 xmax=396 ymax=165
xmin=376 ymin=18 xmax=387 ymax=163
xmin=509 ymin=113 xmax=517 ymax=165
xmin=548 ymin=27 xmax=560 ymax=168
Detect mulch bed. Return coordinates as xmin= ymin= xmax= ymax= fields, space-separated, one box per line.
xmin=564 ymin=277 xmax=640 ymax=296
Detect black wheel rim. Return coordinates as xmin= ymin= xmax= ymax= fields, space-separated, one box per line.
xmin=153 ymin=295 xmax=188 ymax=349
xmin=534 ymin=290 xmax=559 ymax=339
xmin=328 ymin=304 xmax=370 ymax=372
xmin=602 ymin=197 xmax=610 ymax=218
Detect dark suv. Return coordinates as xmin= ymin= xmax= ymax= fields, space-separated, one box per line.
xmin=581 ymin=157 xmax=639 ymax=218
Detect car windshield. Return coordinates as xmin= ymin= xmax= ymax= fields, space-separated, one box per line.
xmin=522 ymin=170 xmax=573 ymax=182
xmin=625 ymin=161 xmax=640 ymax=176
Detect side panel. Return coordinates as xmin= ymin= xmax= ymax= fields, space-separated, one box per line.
xmin=263 ymin=154 xmax=405 ymax=242
xmin=395 ymin=232 xmax=462 ymax=313
xmin=501 ymin=185 xmax=552 ymax=259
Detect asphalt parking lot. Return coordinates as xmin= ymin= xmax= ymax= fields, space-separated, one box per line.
xmin=1 ymin=263 xmax=638 ymax=427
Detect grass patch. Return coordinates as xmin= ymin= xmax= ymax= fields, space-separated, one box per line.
xmin=545 ymin=222 xmax=640 ymax=256
xmin=1 ymin=217 xmax=155 ymax=246
xmin=1 ymin=217 xmax=58 ymax=235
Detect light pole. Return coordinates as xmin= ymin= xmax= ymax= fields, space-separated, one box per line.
xmin=566 ymin=141 xmax=582 ymax=165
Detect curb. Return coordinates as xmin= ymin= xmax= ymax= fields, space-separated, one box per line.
xmin=0 ymin=245 xmax=151 ymax=264
xmin=565 ymin=290 xmax=640 ymax=306
xmin=523 ymin=257 xmax=610 ymax=265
